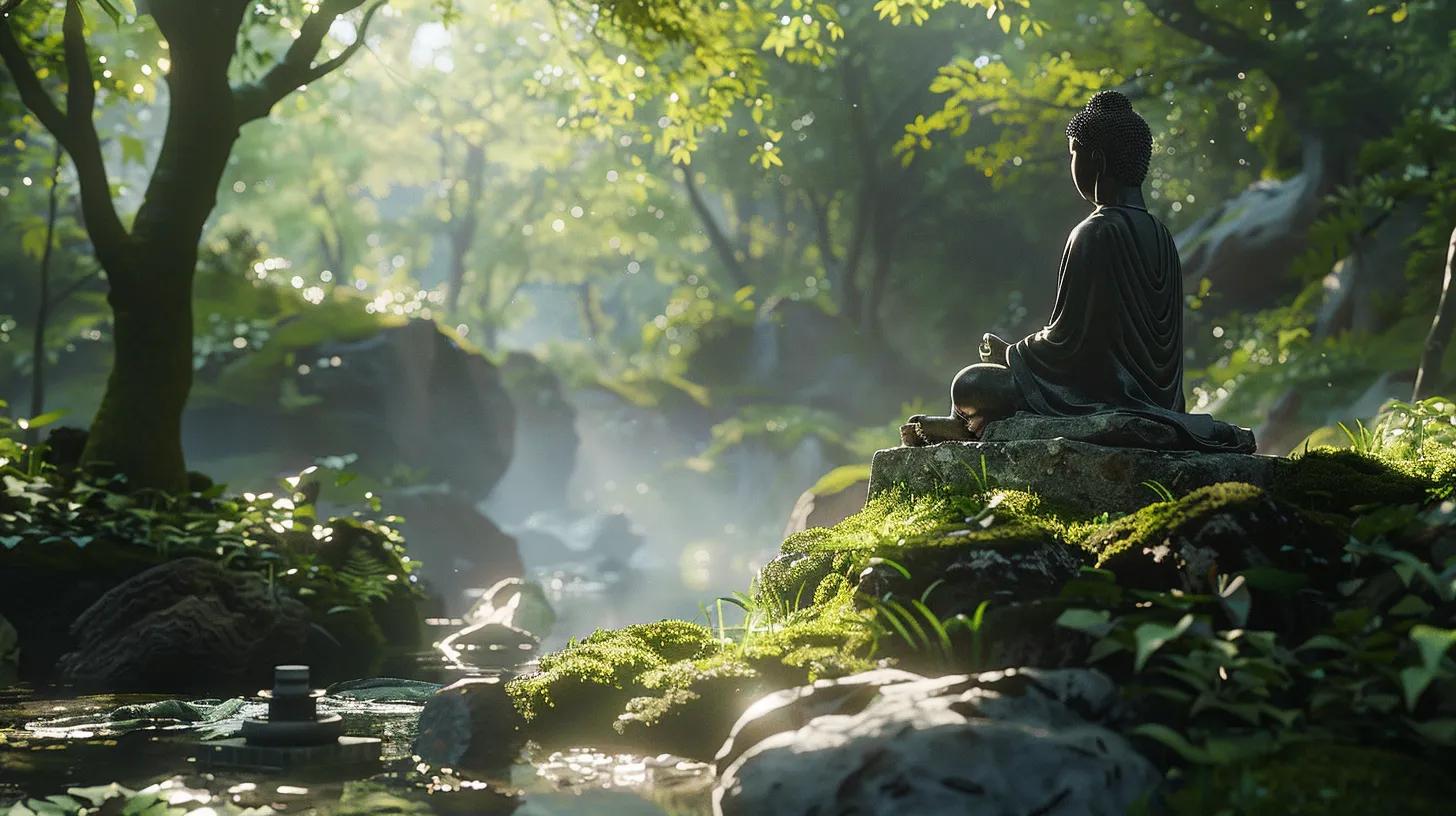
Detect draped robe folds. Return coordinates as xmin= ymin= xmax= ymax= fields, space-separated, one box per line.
xmin=1007 ymin=205 xmax=1254 ymax=453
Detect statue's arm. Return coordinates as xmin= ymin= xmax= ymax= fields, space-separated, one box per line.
xmin=1012 ymin=217 xmax=1111 ymax=360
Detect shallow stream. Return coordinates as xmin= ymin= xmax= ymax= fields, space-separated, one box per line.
xmin=0 ymin=574 xmax=721 ymax=816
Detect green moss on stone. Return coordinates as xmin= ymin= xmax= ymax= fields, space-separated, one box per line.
xmin=1272 ymin=448 xmax=1432 ymax=514
xmin=507 ymin=600 xmax=876 ymax=757
xmin=1084 ymin=482 xmax=1267 ymax=566
xmin=506 ymin=620 xmax=723 ymax=726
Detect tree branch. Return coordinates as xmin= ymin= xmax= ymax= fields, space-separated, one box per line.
xmin=1 ymin=4 xmax=129 ymax=270
xmin=681 ymin=167 xmax=748 ymax=288
xmin=0 ymin=21 xmax=71 ymax=141
xmin=233 ymin=0 xmax=384 ymax=124
xmin=59 ymin=0 xmax=128 ymax=267
xmin=1142 ymin=0 xmax=1273 ymax=70
xmin=1414 ymin=225 xmax=1456 ymax=400
xmin=61 ymin=0 xmax=92 ymax=128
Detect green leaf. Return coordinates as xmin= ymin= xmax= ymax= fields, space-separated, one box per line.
xmin=1239 ymin=567 xmax=1308 ymax=593
xmin=119 ymin=135 xmax=147 ymax=166
xmin=1054 ymin=608 xmax=1111 ymax=636
xmin=1133 ymin=613 xmax=1194 ymax=671
xmin=91 ymin=0 xmax=124 ymax=25
xmin=1412 ymin=624 xmax=1456 ymax=670
xmin=1130 ymin=723 xmax=1215 ymax=763
xmin=23 ymin=410 xmax=64 ymax=430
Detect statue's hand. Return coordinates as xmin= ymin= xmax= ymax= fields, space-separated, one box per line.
xmin=980 ymin=333 xmax=1010 ymax=364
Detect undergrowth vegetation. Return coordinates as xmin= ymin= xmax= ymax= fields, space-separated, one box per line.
xmin=511 ymin=398 xmax=1456 ymax=811
xmin=0 ymin=409 xmax=420 ymax=662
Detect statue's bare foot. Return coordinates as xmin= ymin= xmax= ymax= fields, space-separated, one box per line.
xmin=899 ymin=414 xmax=975 ymax=446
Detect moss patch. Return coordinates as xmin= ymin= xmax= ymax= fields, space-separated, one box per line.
xmin=506 ymin=603 xmax=875 ymax=758
xmin=1085 ymin=482 xmax=1269 ymax=566
xmin=1272 ymin=448 xmax=1433 ymax=514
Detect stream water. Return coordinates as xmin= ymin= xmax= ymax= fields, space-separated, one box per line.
xmin=0 ymin=571 xmax=721 ymax=816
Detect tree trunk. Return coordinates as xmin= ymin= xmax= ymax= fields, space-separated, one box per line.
xmin=445 ymin=142 xmax=485 ymax=315
xmin=83 ymin=252 xmax=196 ymax=491
xmin=80 ymin=20 xmax=239 ymax=491
xmin=26 ymin=144 xmax=63 ymax=445
xmin=1413 ymin=225 xmax=1456 ymax=400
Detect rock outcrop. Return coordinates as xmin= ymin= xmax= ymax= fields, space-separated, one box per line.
xmin=782 ymin=465 xmax=870 ymax=537
xmin=390 ymin=489 xmax=523 ymax=612
xmin=714 ymin=667 xmax=1158 ymax=816
xmin=58 ymin=557 xmax=311 ymax=691
xmin=186 ymin=319 xmax=515 ymax=499
xmin=871 ymin=438 xmax=1280 ymax=515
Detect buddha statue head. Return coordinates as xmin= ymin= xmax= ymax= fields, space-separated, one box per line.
xmin=1065 ymin=90 xmax=1153 ymax=204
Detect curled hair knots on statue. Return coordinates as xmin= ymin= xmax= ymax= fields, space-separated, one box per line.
xmin=1065 ymin=90 xmax=1153 ymax=187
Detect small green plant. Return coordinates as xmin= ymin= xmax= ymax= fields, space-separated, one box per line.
xmin=1142 ymin=479 xmax=1176 ymax=503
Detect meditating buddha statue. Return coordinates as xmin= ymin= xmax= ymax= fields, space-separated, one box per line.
xmin=901 ymin=90 xmax=1251 ymax=453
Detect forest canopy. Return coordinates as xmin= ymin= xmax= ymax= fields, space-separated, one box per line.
xmin=0 ymin=0 xmax=1453 ymax=485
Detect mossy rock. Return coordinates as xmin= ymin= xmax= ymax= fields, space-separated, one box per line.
xmin=1085 ymin=482 xmax=1341 ymax=598
xmin=1272 ymin=448 xmax=1432 ymax=514
xmin=506 ymin=603 xmax=876 ymax=759
xmin=506 ymin=620 xmax=730 ymax=754
xmin=757 ymin=491 xmax=1070 ymax=611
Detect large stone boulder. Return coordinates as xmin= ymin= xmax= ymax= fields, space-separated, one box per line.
xmin=186 ymin=319 xmax=515 ymax=499
xmin=390 ymin=489 xmax=523 ymax=613
xmin=689 ymin=302 xmax=940 ymax=425
xmin=714 ymin=667 xmax=1159 ymax=816
xmin=871 ymin=438 xmax=1280 ymax=515
xmin=58 ymin=557 xmax=311 ymax=691
xmin=782 ymin=465 xmax=870 ymax=537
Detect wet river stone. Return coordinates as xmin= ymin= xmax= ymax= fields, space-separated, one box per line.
xmin=414 ymin=676 xmax=526 ymax=769
xmin=714 ymin=667 xmax=1158 ymax=816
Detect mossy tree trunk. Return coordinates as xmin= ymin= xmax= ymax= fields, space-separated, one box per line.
xmin=0 ymin=0 xmax=383 ymax=491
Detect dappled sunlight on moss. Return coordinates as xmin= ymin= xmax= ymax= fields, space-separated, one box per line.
xmin=506 ymin=600 xmax=876 ymax=758
xmin=1085 ymin=482 xmax=1268 ymax=566
xmin=1273 ymin=447 xmax=1433 ymax=513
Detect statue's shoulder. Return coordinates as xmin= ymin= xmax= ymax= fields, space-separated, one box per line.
xmin=1069 ymin=208 xmax=1126 ymax=245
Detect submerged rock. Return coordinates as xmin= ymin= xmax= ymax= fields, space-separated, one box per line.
xmin=414 ymin=676 xmax=525 ymax=769
xmin=870 ymin=438 xmax=1280 ymax=514
xmin=57 ymin=557 xmax=311 ymax=691
xmin=714 ymin=667 xmax=1158 ymax=816
xmin=439 ymin=621 xmax=539 ymax=669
